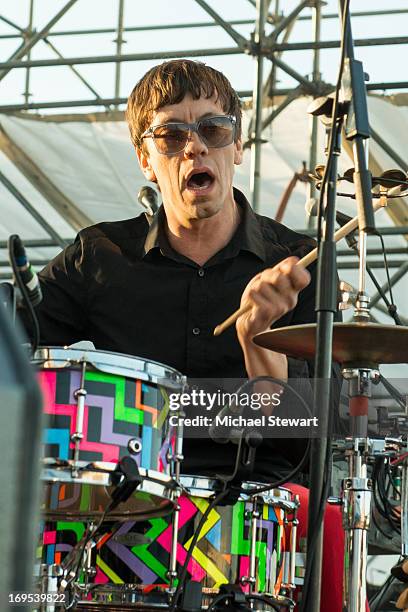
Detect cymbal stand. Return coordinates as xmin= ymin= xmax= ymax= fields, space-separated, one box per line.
xmin=340 ymin=180 xmax=401 ymax=609
xmin=341 ymin=368 xmax=378 ymax=612
xmin=338 ymin=431 xmax=402 ymax=612
xmin=340 ymin=202 xmax=377 ymax=611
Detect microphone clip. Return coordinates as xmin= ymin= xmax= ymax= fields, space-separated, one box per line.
xmin=108 ymin=456 xmax=143 ymax=512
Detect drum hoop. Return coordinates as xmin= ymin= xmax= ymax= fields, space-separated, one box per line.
xmin=33 ymin=346 xmax=185 ymax=388
xmin=42 ymin=461 xmax=174 ymax=485
xmin=179 ymin=475 xmax=295 ymax=505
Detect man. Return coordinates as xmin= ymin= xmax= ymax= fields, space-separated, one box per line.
xmin=22 ymin=60 xmax=344 ymax=610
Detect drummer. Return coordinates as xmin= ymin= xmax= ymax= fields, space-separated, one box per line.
xmin=20 ymin=60 xmax=344 ymax=610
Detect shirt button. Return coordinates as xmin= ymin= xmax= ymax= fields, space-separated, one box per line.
xmin=192 ymin=327 xmax=201 ymax=336
xmin=198 ymin=268 xmax=205 ymax=277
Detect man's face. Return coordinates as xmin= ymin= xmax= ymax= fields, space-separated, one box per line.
xmin=136 ymin=94 xmax=243 ymax=225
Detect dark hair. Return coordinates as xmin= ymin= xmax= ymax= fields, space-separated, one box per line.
xmin=126 ymin=59 xmax=242 ymax=149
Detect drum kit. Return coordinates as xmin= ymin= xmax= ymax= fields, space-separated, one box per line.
xmin=33 ymin=346 xmax=304 ymax=612
xmin=31 ymin=318 xmax=408 ymax=612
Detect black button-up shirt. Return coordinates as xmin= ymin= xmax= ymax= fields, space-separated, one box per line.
xmin=27 ymin=188 xmax=333 ymax=479
xmin=34 ymin=188 xmax=318 ymax=379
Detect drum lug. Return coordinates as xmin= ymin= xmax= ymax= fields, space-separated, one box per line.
xmin=128 ymin=438 xmax=142 ymax=454
xmin=70 ymin=432 xmax=83 ymax=442
xmin=72 ymin=362 xmax=88 ymax=468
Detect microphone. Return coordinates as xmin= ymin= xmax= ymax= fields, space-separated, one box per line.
xmin=10 ymin=235 xmax=42 ymax=306
xmin=138 ymin=186 xmax=159 ymax=216
xmin=304 ymin=203 xmax=358 ymax=249
xmin=208 ymin=400 xmax=244 ymax=444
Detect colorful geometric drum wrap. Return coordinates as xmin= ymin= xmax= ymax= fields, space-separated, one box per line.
xmin=34 ymin=348 xmax=185 ymax=519
xmin=39 ymin=486 xmax=296 ymax=597
xmin=38 ymin=367 xmax=174 ymax=471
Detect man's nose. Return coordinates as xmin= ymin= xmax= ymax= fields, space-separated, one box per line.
xmin=184 ymin=129 xmax=208 ymax=157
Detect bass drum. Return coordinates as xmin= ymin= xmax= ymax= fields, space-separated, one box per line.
xmin=41 ymin=476 xmax=303 ymax=610
xmin=34 ymin=347 xmax=185 ymax=521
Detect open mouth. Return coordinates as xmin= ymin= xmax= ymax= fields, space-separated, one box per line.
xmin=186 ymin=170 xmax=215 ymax=191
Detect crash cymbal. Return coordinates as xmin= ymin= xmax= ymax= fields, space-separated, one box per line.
xmin=254 ymin=322 xmax=408 ymax=366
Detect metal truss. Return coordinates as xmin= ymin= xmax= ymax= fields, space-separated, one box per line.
xmin=0 ymin=0 xmax=407 ymax=291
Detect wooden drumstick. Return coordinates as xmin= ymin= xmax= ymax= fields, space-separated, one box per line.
xmin=213 ymin=198 xmax=386 ymax=336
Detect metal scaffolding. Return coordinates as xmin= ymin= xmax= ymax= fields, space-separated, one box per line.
xmin=0 ymin=0 xmax=407 ymax=298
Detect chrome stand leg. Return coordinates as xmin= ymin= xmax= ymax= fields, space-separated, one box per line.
xmin=342 ymin=439 xmax=372 ymax=612
xmin=286 ymin=496 xmax=300 ymax=600
xmin=242 ymin=498 xmax=259 ymax=594
xmin=341 ymin=366 xmax=379 ymax=611
xmin=167 ymin=490 xmax=181 ymax=594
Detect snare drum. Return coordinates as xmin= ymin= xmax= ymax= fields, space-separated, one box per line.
xmin=34 ymin=347 xmax=185 ymax=521
xmin=40 ymin=476 xmax=300 ymax=609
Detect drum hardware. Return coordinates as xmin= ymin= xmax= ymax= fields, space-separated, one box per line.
xmin=342 ymin=438 xmax=373 ymax=612
xmin=342 ymin=367 xmax=380 ymax=437
xmin=83 ymin=538 xmax=97 ymax=581
xmin=377 ymin=407 xmax=408 ymax=437
xmin=287 ymin=500 xmax=299 ymax=599
xmin=210 ymin=584 xmax=250 ymax=611
xmin=179 ymin=579 xmax=203 ymax=611
xmin=168 ymin=398 xmax=186 ymax=481
xmin=335 ymin=433 xmax=404 ymax=611
xmin=167 ymin=487 xmax=182 ymax=594
xmin=108 ymin=456 xmax=143 ymax=513
xmin=71 ymin=361 xmax=87 ymax=477
xmin=241 ymin=498 xmax=260 ymax=592
xmin=338 ymin=280 xmax=357 ymax=311
xmin=254 ymin=325 xmax=408 ymax=611
xmin=127 ymin=437 xmax=142 ymax=454
xmin=333 ymin=436 xmax=404 ymax=459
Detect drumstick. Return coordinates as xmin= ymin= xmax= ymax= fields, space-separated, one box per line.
xmin=213 ymin=198 xmax=386 ymax=336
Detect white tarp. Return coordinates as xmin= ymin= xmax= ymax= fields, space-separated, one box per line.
xmin=1 ymin=95 xmax=406 ymax=230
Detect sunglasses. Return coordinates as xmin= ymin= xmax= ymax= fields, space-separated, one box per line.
xmin=141 ymin=114 xmax=237 ymax=155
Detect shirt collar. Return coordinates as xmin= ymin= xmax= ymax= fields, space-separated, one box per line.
xmin=142 ymin=187 xmax=266 ymax=262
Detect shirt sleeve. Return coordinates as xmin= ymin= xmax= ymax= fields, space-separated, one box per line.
xmin=17 ymin=234 xmax=89 ymax=347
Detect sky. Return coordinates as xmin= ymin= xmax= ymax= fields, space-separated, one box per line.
xmin=0 ymin=0 xmax=407 ymax=111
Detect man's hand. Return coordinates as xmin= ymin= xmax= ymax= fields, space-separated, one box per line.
xmin=236 ymin=256 xmax=311 ymax=340
xmin=236 ymin=256 xmax=311 ymax=380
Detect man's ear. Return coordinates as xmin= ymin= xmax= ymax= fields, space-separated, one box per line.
xmin=234 ymin=137 xmax=243 ymax=166
xmin=136 ymin=146 xmax=157 ymax=183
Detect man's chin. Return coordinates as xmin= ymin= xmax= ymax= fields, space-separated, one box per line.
xmin=185 ymin=196 xmax=221 ymax=219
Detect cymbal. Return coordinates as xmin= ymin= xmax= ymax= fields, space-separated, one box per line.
xmin=254 ymin=322 xmax=408 ymax=366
